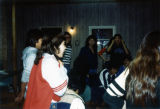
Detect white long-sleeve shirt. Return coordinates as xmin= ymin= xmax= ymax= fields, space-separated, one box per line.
xmin=42 ymin=53 xmax=68 ymax=103
xmin=21 ymin=46 xmax=37 ymax=83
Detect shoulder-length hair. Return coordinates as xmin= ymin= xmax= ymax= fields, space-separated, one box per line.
xmin=25 ymin=29 xmax=43 ymax=47
xmin=34 ymin=33 xmax=65 ymax=65
xmin=126 ymin=31 xmax=160 ymax=107
xmin=85 ymin=34 xmax=97 ymax=53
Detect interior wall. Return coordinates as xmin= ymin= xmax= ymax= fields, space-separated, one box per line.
xmin=0 ymin=1 xmax=12 ymax=70
xmin=15 ymin=1 xmax=160 ymax=70
xmin=1 ymin=1 xmax=160 ymax=71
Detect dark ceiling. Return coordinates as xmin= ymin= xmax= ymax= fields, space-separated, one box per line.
xmin=0 ymin=0 xmax=154 ymax=4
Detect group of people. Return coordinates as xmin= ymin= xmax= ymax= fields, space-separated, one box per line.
xmin=15 ymin=29 xmax=84 ymax=109
xmin=14 ymin=28 xmax=160 ymax=109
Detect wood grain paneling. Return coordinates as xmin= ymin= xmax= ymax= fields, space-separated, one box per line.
xmin=14 ymin=1 xmax=160 ymax=70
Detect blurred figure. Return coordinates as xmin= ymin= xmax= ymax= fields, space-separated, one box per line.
xmin=99 ymin=61 xmax=120 ymax=89
xmin=15 ymin=29 xmax=43 ymax=103
xmin=105 ymin=31 xmax=160 ymax=109
xmin=98 ymin=34 xmax=129 ymax=68
xmin=78 ymin=35 xmax=100 ymax=106
xmin=23 ymin=33 xmax=68 ymax=109
xmin=62 ymin=32 xmax=72 ymax=74
xmin=59 ymin=74 xmax=85 ymax=109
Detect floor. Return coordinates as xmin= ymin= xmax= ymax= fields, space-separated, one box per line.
xmin=0 ymin=71 xmax=23 ymax=109
xmin=0 ymin=71 xmax=109 ymax=109
xmin=0 ymin=86 xmax=23 ymax=109
xmin=0 ymin=86 xmax=109 ymax=109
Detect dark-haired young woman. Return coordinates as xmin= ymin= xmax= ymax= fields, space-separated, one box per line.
xmin=23 ymin=34 xmax=68 ymax=109
xmin=98 ymin=34 xmax=129 ymax=69
xmin=15 ymin=28 xmax=43 ymax=103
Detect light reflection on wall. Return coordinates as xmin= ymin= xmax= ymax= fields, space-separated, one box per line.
xmin=67 ymin=26 xmax=76 ymax=36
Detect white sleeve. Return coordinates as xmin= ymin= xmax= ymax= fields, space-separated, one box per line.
xmin=99 ymin=69 xmax=109 ymax=88
xmin=42 ymin=58 xmax=68 ymax=96
xmin=21 ymin=54 xmax=36 ymax=83
xmin=70 ymin=98 xmax=85 ymax=109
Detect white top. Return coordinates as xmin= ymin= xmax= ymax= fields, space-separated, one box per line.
xmin=42 ymin=53 xmax=68 ymax=103
xmin=60 ymin=89 xmax=85 ymax=109
xmin=21 ymin=46 xmax=37 ymax=83
xmin=70 ymin=98 xmax=85 ymax=109
xmin=99 ymin=68 xmax=109 ymax=88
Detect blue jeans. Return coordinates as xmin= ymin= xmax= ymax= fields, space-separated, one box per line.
xmin=50 ymin=102 xmax=70 ymax=109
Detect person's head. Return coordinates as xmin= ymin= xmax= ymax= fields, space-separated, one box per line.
xmin=35 ymin=33 xmax=66 ymax=65
xmin=107 ymin=61 xmax=120 ymax=75
xmin=123 ymin=55 xmax=132 ymax=67
xmin=64 ymin=32 xmax=72 ymax=45
xmin=85 ymin=35 xmax=97 ymax=52
xmin=126 ymin=31 xmax=160 ymax=106
xmin=25 ymin=29 xmax=43 ymax=49
xmin=113 ymin=34 xmax=122 ymax=45
xmin=68 ymin=74 xmax=84 ymax=94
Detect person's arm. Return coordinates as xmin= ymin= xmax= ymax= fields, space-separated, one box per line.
xmin=121 ymin=40 xmax=129 ymax=55
xmin=107 ymin=40 xmax=114 ymax=52
xmin=98 ymin=47 xmax=108 ymax=62
xmin=99 ymin=55 xmax=107 ymax=62
xmin=15 ymin=82 xmax=27 ymax=102
xmin=98 ymin=47 xmax=107 ymax=56
xmin=15 ymin=54 xmax=36 ymax=102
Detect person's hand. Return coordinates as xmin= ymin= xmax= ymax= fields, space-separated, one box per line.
xmin=111 ymin=39 xmax=115 ymax=44
xmin=121 ymin=40 xmax=125 ymax=45
xmin=15 ymin=92 xmax=24 ymax=103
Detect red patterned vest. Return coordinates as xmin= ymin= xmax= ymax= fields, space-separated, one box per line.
xmin=23 ymin=58 xmax=60 ymax=109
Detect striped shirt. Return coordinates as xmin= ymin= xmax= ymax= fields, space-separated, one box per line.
xmin=62 ymin=45 xmax=72 ymax=65
xmin=106 ymin=68 xmax=129 ymax=97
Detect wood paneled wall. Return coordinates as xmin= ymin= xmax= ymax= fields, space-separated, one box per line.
xmin=0 ymin=2 xmax=12 ymax=70
xmin=12 ymin=1 xmax=160 ymax=70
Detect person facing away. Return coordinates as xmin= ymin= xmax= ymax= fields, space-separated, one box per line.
xmin=106 ymin=31 xmax=160 ymax=109
xmin=62 ymin=32 xmax=72 ymax=74
xmin=55 ymin=74 xmax=85 ymax=109
xmin=99 ymin=60 xmax=120 ymax=89
xmin=23 ymin=33 xmax=68 ymax=109
xmin=15 ymin=28 xmax=43 ymax=103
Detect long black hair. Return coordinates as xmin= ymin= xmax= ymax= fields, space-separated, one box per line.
xmin=85 ymin=34 xmax=97 ymax=53
xmin=25 ymin=28 xmax=43 ymax=47
xmin=126 ymin=31 xmax=160 ymax=107
xmin=34 ymin=33 xmax=66 ymax=65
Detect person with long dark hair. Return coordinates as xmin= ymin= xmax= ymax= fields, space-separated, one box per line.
xmin=23 ymin=33 xmax=68 ymax=109
xmin=105 ymin=31 xmax=160 ymax=109
xmin=77 ymin=35 xmax=98 ymax=106
xmin=15 ymin=29 xmax=43 ymax=103
xmin=98 ymin=34 xmax=129 ymax=69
